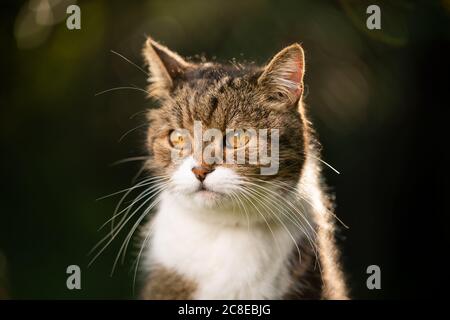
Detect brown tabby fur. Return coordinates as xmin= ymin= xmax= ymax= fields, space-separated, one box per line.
xmin=139 ymin=37 xmax=348 ymax=299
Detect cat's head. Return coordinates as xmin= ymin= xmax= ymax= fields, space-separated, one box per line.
xmin=142 ymin=37 xmax=309 ymax=221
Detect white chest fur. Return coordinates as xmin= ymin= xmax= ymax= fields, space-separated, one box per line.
xmin=146 ymin=192 xmax=303 ymax=299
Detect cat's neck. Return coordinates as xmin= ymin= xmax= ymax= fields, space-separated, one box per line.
xmin=146 ymin=191 xmax=307 ymax=299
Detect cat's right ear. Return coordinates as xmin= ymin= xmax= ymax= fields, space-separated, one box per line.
xmin=142 ymin=37 xmax=193 ymax=99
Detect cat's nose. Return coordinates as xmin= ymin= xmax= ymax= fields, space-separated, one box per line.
xmin=192 ymin=166 xmax=214 ymax=182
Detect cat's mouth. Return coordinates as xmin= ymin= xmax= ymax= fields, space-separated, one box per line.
xmin=194 ymin=185 xmax=223 ymax=197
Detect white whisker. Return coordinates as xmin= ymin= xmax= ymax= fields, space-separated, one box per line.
xmin=95 ymin=86 xmax=149 ymax=96
xmin=110 ymin=50 xmax=150 ymax=76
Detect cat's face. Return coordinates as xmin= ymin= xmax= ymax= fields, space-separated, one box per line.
xmin=143 ymin=38 xmax=307 ymax=220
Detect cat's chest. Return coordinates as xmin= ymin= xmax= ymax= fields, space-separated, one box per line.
xmin=146 ymin=200 xmax=299 ymax=299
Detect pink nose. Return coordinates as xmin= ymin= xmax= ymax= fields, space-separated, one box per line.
xmin=192 ymin=166 xmax=214 ymax=182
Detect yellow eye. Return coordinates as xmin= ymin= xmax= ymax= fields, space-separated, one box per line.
xmin=226 ymin=131 xmax=250 ymax=149
xmin=169 ymin=130 xmax=190 ymax=149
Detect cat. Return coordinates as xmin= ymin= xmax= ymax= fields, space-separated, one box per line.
xmin=135 ymin=37 xmax=348 ymax=299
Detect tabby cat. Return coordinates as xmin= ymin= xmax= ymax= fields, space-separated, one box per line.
xmin=136 ymin=37 xmax=348 ymax=299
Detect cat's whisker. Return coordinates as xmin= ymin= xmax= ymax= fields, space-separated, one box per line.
xmin=132 ymin=163 xmax=148 ymax=184
xmin=239 ymin=186 xmax=304 ymax=265
xmin=235 ymin=186 xmax=284 ymax=258
xmin=237 ymin=179 xmax=321 ymax=264
xmin=129 ymin=109 xmax=148 ymax=120
xmin=110 ymin=180 xmax=169 ymax=235
xmin=110 ymin=156 xmax=148 ymax=167
xmin=110 ymin=176 xmax=169 ymax=231
xmin=132 ymin=225 xmax=154 ymax=294
xmin=95 ymin=86 xmax=149 ymax=97
xmin=120 ymin=185 xmax=167 ymax=254
xmin=90 ymin=178 xmax=168 ymax=254
xmin=89 ymin=183 xmax=167 ymax=268
xmin=118 ymin=123 xmax=148 ymax=143
xmin=244 ymin=184 xmax=309 ymax=236
xmin=307 ymin=154 xmax=341 ymax=175
xmin=276 ymin=178 xmax=348 ymax=229
xmin=229 ymin=191 xmax=251 ymax=232
xmin=112 ymin=191 xmax=165 ymax=276
xmin=110 ymin=49 xmax=150 ymax=76
xmin=241 ymin=179 xmax=317 ymax=237
xmin=97 ymin=182 xmax=163 ymax=232
xmin=248 ymin=176 xmax=348 ymax=230
xmin=245 ymin=180 xmax=327 ymax=271
xmin=95 ymin=176 xmax=156 ymax=201
xmin=246 ymin=185 xmax=320 ymax=266
xmin=118 ymin=182 xmax=168 ymax=248
xmin=90 ymin=186 xmax=157 ymax=257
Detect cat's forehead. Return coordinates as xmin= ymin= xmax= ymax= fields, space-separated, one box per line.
xmin=183 ymin=63 xmax=260 ymax=83
xmin=165 ymin=94 xmax=236 ymax=132
xmin=166 ymin=65 xmax=265 ymax=130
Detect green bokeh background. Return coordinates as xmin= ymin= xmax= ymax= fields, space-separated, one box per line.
xmin=1 ymin=0 xmax=448 ymax=299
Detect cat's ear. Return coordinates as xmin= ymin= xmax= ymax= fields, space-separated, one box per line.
xmin=258 ymin=44 xmax=305 ymax=109
xmin=143 ymin=37 xmax=193 ymax=99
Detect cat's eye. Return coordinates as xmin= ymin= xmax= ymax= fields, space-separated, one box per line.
xmin=169 ymin=129 xmax=190 ymax=149
xmin=225 ymin=130 xmax=251 ymax=149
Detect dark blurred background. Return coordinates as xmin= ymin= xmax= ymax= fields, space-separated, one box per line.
xmin=0 ymin=0 xmax=449 ymax=299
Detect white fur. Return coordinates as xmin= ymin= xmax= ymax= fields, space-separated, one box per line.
xmin=144 ymin=156 xmax=316 ymax=299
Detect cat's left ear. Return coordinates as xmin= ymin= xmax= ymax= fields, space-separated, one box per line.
xmin=143 ymin=37 xmax=193 ymax=99
xmin=258 ymin=44 xmax=305 ymax=109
